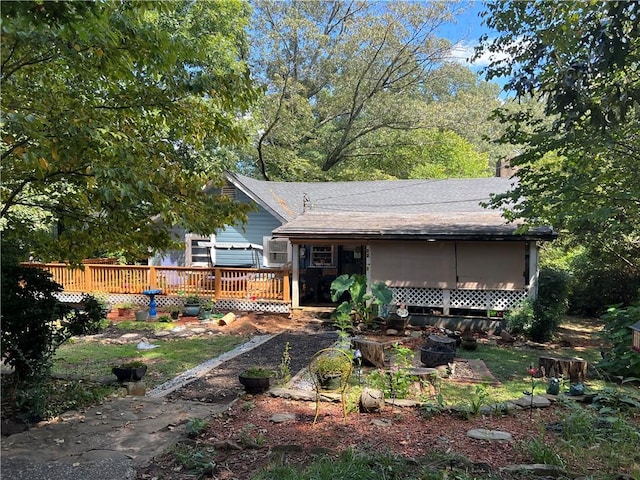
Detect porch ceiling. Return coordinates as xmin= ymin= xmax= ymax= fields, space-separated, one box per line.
xmin=273 ymin=211 xmax=556 ymax=241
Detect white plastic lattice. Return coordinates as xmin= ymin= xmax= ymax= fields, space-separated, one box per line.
xmin=55 ymin=293 xmax=289 ymax=314
xmin=391 ymin=288 xmax=444 ymax=307
xmin=390 ymin=287 xmax=527 ymax=312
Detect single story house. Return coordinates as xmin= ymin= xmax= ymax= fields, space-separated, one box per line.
xmin=153 ymin=171 xmax=556 ymax=317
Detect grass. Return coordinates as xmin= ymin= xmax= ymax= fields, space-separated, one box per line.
xmin=52 ymin=326 xmax=246 ymax=388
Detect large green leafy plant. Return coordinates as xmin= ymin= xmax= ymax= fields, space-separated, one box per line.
xmin=330 ymin=274 xmax=393 ymax=327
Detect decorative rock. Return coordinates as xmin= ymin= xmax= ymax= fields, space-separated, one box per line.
xmin=270 ymin=413 xmax=296 ymax=423
xmin=514 ymin=395 xmax=551 ymax=408
xmin=371 ymin=419 xmax=392 ymax=427
xmin=360 ymin=388 xmax=385 ymax=412
xmin=190 ymin=327 xmax=206 ymax=334
xmin=467 ymin=429 xmax=513 ymax=441
xmin=482 ymin=401 xmax=519 ymax=414
xmin=386 ymin=329 xmax=399 ymax=336
xmin=154 ymin=331 xmax=171 ymax=337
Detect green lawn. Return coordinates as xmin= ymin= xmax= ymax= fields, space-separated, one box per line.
xmin=53 ymin=334 xmax=245 ymax=388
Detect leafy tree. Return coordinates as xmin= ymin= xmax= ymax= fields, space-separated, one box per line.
xmin=1 ymin=1 xmax=258 ymax=263
xmin=250 ymin=0 xmax=460 ymax=179
xmin=475 ymin=1 xmax=640 ymax=276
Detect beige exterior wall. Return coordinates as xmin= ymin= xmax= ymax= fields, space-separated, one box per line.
xmin=370 ymin=240 xmax=526 ymax=291
xmin=370 ymin=241 xmax=456 ymax=288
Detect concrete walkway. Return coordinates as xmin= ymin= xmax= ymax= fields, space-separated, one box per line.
xmin=0 ymin=337 xmax=270 ymax=480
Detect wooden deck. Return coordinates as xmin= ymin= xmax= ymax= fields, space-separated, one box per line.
xmin=21 ymin=263 xmax=291 ymax=303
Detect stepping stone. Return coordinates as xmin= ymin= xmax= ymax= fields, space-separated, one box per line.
xmin=514 ymin=395 xmax=551 ymax=408
xmin=467 ymin=429 xmax=513 ymax=441
xmin=270 ymin=413 xmax=296 ymax=423
xmin=371 ymin=419 xmax=392 ymax=427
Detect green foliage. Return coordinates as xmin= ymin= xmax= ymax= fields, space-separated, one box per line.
xmin=330 ymin=274 xmax=393 ymax=327
xmin=254 ymin=448 xmax=498 ymax=480
xmin=1 ymin=1 xmax=258 ymax=263
xmin=477 ymin=2 xmax=640 ymax=278
xmin=366 ymin=344 xmax=418 ymax=400
xmin=249 ymin=1 xmax=508 ymax=180
xmin=504 ymin=298 xmax=534 ymax=335
xmin=65 ymin=294 xmax=109 ymax=336
xmin=238 ymin=423 xmax=265 ymax=448
xmin=530 ymin=267 xmax=570 ymax=342
xmin=598 ymin=301 xmax=640 ymax=378
xmin=168 ymin=442 xmax=216 ymax=477
xmin=553 ymin=403 xmax=640 ymax=476
xmin=517 ymin=429 xmax=565 ymax=467
xmin=0 ymin=245 xmax=92 ymax=381
xmin=157 ymin=314 xmax=173 ymax=323
xmin=276 ymin=341 xmax=291 ymax=384
xmin=185 ymin=417 xmax=210 ymax=438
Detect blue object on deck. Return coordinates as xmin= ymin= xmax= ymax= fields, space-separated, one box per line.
xmin=142 ymin=289 xmax=163 ymax=318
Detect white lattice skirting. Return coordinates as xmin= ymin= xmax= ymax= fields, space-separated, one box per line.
xmin=390 ymin=287 xmax=528 ymax=313
xmin=55 ymin=293 xmax=290 ymax=314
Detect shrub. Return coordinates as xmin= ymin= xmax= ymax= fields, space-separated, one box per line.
xmin=598 ymin=301 xmax=640 ymax=379
xmin=64 ymin=293 xmax=108 ymax=335
xmin=504 ymin=298 xmax=534 ymax=335
xmin=530 ymin=267 xmax=570 ymax=342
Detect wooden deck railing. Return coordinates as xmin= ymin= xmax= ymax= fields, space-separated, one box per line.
xmin=21 ymin=263 xmax=291 ymax=303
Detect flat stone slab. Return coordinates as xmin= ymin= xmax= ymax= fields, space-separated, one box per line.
xmin=467 ymin=429 xmax=513 ymax=441
xmin=270 ymin=413 xmax=296 ymax=423
xmin=514 ymin=395 xmax=551 ymax=408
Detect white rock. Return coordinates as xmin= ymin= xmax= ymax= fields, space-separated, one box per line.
xmin=467 ymin=429 xmax=513 ymax=441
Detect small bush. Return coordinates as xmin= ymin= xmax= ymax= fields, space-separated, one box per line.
xmin=530 ymin=267 xmax=570 ymax=342
xmin=598 ymin=301 xmax=640 ymax=378
xmin=504 ymin=299 xmax=534 ymax=335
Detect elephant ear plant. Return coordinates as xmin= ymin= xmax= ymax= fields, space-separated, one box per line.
xmin=330 ymin=274 xmax=393 ymax=330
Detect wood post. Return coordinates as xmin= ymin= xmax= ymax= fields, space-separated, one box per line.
xmin=352 ymin=338 xmax=385 ymax=368
xmin=539 ymin=355 xmax=587 ymax=383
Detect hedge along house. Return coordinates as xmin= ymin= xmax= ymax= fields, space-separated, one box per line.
xmin=168 ymin=172 xmax=555 ymax=318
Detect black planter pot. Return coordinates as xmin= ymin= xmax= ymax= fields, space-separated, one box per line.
xmin=461 ymin=337 xmax=478 ymax=351
xmin=238 ymin=374 xmax=271 ymax=393
xmin=112 ymin=366 xmax=147 ymax=382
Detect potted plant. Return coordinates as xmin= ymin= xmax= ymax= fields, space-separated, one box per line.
xmin=167 ymin=304 xmax=181 ymax=320
xmin=313 ymin=351 xmax=352 ymax=390
xmin=182 ymin=295 xmax=201 ymax=317
xmin=198 ymin=299 xmax=216 ymax=321
xmin=112 ymin=360 xmax=147 ymax=382
xmin=115 ymin=302 xmax=135 ymax=317
xmin=238 ymin=366 xmax=274 ymax=393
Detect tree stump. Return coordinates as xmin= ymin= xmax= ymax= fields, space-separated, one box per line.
xmin=352 ymin=338 xmax=385 ymax=368
xmin=539 ymin=356 xmax=587 ymax=383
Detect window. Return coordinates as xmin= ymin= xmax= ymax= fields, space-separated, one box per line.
xmin=310 ymin=246 xmax=334 ymax=267
xmin=263 ymin=237 xmax=290 ymax=267
xmin=185 ymin=234 xmax=213 ymax=267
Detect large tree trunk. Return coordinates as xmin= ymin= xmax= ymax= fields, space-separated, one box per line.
xmin=539 ymin=356 xmax=587 ymax=383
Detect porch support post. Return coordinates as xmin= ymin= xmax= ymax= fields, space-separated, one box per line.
xmin=291 ymin=244 xmax=300 ymax=308
xmin=443 ymin=289 xmax=451 ymax=315
xmin=527 ymin=241 xmax=539 ymax=300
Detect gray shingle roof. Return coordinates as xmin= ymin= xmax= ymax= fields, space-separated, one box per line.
xmin=226 ymin=172 xmax=516 ymax=221
xmin=224 ymin=172 xmax=555 ymax=240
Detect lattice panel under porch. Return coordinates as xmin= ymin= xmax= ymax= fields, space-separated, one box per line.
xmin=56 ymin=293 xmax=289 ymax=314
xmin=215 ymin=299 xmax=290 ymax=314
xmin=450 ymin=289 xmax=528 ymax=310
xmin=391 ymin=288 xmax=444 ymax=307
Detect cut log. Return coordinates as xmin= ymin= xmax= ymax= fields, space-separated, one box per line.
xmin=352 ymin=338 xmax=385 ymax=368
xmin=539 ymin=356 xmax=587 ymax=383
xmin=218 ymin=312 xmax=236 ymax=326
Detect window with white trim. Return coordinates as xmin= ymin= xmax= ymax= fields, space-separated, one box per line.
xmin=185 ymin=234 xmax=213 ymax=267
xmin=310 ymin=245 xmax=334 ymax=267
xmin=263 ymin=236 xmax=290 ymax=267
